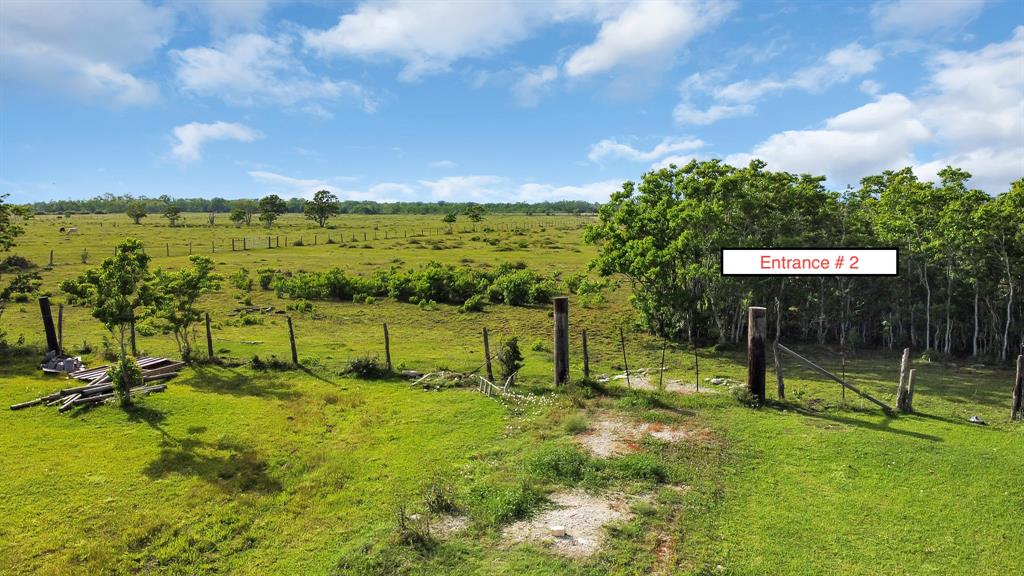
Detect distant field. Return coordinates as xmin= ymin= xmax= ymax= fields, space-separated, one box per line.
xmin=1 ymin=213 xmax=1021 ymax=575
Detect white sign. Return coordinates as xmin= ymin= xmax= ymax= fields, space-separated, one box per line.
xmin=721 ymin=248 xmax=898 ymax=276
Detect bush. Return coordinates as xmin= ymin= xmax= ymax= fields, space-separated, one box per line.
xmin=529 ymin=339 xmax=547 ymax=352
xmin=229 ymin=268 xmax=253 ymax=291
xmin=1 ymin=271 xmax=42 ymax=300
xmin=423 ymin=475 xmax=459 ymax=515
xmin=109 ymin=355 xmax=142 ymax=406
xmin=527 ymin=444 xmax=594 ymax=483
xmin=458 ymin=293 xmax=485 ymax=313
xmin=731 ymin=386 xmax=762 ymax=407
xmin=250 ymin=354 xmax=292 ymax=370
xmin=563 ymin=413 xmax=589 ymax=435
xmin=467 ymin=481 xmax=543 ymax=526
xmin=343 ymin=355 xmax=390 ymax=379
xmin=497 ymin=337 xmax=523 ymax=382
xmin=256 ymin=268 xmax=277 ymax=290
xmin=609 ymin=453 xmax=669 ymax=483
xmin=0 ymin=255 xmax=34 ymax=273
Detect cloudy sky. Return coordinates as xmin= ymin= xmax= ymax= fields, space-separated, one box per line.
xmin=1 ymin=0 xmax=1021 ymax=204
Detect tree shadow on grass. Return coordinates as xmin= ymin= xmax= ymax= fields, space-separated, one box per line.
xmin=188 ymin=364 xmax=301 ymax=401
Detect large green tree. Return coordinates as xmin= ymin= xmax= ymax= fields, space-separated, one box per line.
xmin=304 ymin=190 xmax=339 ymax=228
xmin=146 ymin=256 xmax=220 ymax=362
xmin=0 ymin=194 xmax=29 ymax=252
xmin=258 ymin=195 xmax=287 ymax=228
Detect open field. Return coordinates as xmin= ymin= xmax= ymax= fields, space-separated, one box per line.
xmin=1 ymin=213 xmax=1022 ymax=575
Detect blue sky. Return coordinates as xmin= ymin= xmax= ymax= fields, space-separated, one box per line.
xmin=1 ymin=0 xmax=1022 ymax=204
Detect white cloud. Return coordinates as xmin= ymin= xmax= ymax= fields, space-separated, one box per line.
xmin=417 ymin=176 xmax=508 ymax=201
xmin=514 ymin=180 xmax=622 ymax=203
xmin=172 ymin=122 xmax=260 ymax=162
xmin=859 ymin=79 xmax=883 ymax=95
xmin=512 ymin=65 xmax=559 ymax=106
xmin=428 ymin=160 xmax=457 ymax=169
xmin=871 ymin=0 xmax=986 ymax=35
xmin=173 ymin=33 xmax=377 ymax=112
xmin=724 ymin=26 xmax=1024 ymax=192
xmin=675 ymin=42 xmax=881 ymax=125
xmin=178 ymin=0 xmax=272 ymax=36
xmin=303 ymin=1 xmax=550 ymax=81
xmin=0 ymin=0 xmax=172 ymax=105
xmin=588 ymin=136 xmax=705 ymax=163
xmin=564 ymin=0 xmax=734 ymax=78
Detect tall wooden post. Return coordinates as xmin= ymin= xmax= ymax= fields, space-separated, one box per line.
xmin=57 ymin=304 xmax=64 ymax=356
xmin=747 ymin=306 xmax=766 ymax=403
xmin=553 ymin=297 xmax=569 ymax=385
xmin=130 ymin=315 xmax=138 ymax=356
xmin=1012 ymin=355 xmax=1023 ymax=421
xmin=383 ymin=323 xmax=393 ymax=372
xmin=165 ymin=243 xmax=169 ymax=257
xmin=49 ymin=249 xmax=54 ymax=266
xmin=211 ymin=240 xmax=215 ymax=253
xmin=205 ymin=312 xmax=214 ymax=360
xmin=189 ymin=242 xmax=192 ymax=255
xmin=773 ymin=341 xmax=784 ymax=399
xmin=483 ymin=328 xmax=494 ymax=384
xmin=581 ymin=330 xmax=590 ymax=380
xmin=38 ymin=297 xmax=59 ymax=354
xmin=232 ymin=238 xmax=236 ymax=251
xmin=287 ymin=316 xmax=298 ymax=366
xmin=896 ymin=348 xmax=911 ymax=412
xmin=904 ymin=369 xmax=916 ymax=414
xmin=619 ymin=326 xmax=631 ymax=388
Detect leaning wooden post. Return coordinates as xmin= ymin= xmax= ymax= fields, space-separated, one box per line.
xmin=1012 ymin=355 xmax=1023 ymax=421
xmin=483 ymin=328 xmax=494 ymax=384
xmin=773 ymin=340 xmax=784 ymax=399
xmin=553 ymin=297 xmax=569 ymax=385
xmin=49 ymin=249 xmax=54 ymax=266
xmin=287 ymin=316 xmax=298 ymax=366
xmin=581 ymin=330 xmax=590 ymax=380
xmin=205 ymin=312 xmax=214 ymax=360
xmin=383 ymin=323 xmax=393 ymax=372
xmin=747 ymin=306 xmax=766 ymax=404
xmin=896 ymin=347 xmax=910 ymax=412
xmin=57 ymin=303 xmax=64 ymax=357
xmin=619 ymin=326 xmax=631 ymax=388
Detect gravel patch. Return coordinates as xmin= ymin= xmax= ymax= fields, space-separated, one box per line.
xmin=576 ymin=415 xmax=702 ymax=458
xmin=503 ymin=490 xmax=639 ymax=557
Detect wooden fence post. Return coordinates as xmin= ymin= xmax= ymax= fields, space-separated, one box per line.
xmin=205 ymin=312 xmax=214 ymax=360
xmin=383 ymin=323 xmax=393 ymax=372
xmin=189 ymin=242 xmax=192 ymax=255
xmin=483 ymin=328 xmax=494 ymax=384
xmin=165 ymin=243 xmax=169 ymax=257
xmin=619 ymin=326 xmax=631 ymax=388
xmin=904 ymin=369 xmax=916 ymax=414
xmin=287 ymin=316 xmax=298 ymax=366
xmin=896 ymin=348 xmax=911 ymax=412
xmin=56 ymin=303 xmax=64 ymax=356
xmin=232 ymin=238 xmax=236 ymax=251
xmin=747 ymin=306 xmax=766 ymax=403
xmin=553 ymin=297 xmax=569 ymax=385
xmin=49 ymin=249 xmax=54 ymax=266
xmin=582 ymin=330 xmax=590 ymax=380
xmin=211 ymin=240 xmax=215 ymax=253
xmin=1012 ymin=355 xmax=1023 ymax=421
xmin=773 ymin=341 xmax=784 ymax=399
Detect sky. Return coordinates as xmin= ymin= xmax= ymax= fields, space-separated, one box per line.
xmin=1 ymin=0 xmax=1022 ymax=204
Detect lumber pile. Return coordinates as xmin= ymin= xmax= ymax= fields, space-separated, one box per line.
xmin=10 ymin=356 xmax=181 ymax=413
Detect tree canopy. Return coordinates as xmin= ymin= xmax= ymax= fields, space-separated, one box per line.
xmin=304 ymin=190 xmax=340 ymax=228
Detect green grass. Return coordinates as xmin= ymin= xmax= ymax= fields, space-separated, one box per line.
xmin=1 ymin=213 xmax=1021 ymax=575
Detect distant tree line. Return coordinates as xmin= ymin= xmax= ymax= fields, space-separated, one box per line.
xmin=587 ymin=160 xmax=1023 ymax=361
xmin=27 ymin=194 xmax=598 ymax=216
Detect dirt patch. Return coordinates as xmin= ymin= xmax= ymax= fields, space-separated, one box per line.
xmin=576 ymin=415 xmax=700 ymax=457
xmin=503 ymin=490 xmax=639 ymax=557
xmin=431 ymin=514 xmax=470 ymax=537
xmin=606 ymin=372 xmax=719 ymax=394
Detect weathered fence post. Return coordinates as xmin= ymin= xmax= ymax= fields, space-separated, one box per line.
xmin=38 ymin=297 xmax=59 ymax=354
xmin=49 ymin=249 xmax=54 ymax=266
xmin=211 ymin=240 xmax=215 ymax=253
xmin=619 ymin=326 xmax=631 ymax=388
xmin=267 ymin=236 xmax=271 ymax=248
xmin=483 ymin=328 xmax=494 ymax=384
xmin=165 ymin=243 xmax=169 ymax=257
xmin=773 ymin=340 xmax=784 ymax=399
xmin=205 ymin=312 xmax=214 ymax=360
xmin=1012 ymin=355 xmax=1023 ymax=421
xmin=582 ymin=330 xmax=590 ymax=380
xmin=243 ymin=237 xmax=247 ymax=250
xmin=232 ymin=238 xmax=236 ymax=251
xmin=553 ymin=297 xmax=569 ymax=385
xmin=903 ymin=369 xmax=916 ymax=414
xmin=287 ymin=316 xmax=298 ymax=366
xmin=189 ymin=242 xmax=192 ymax=255
xmin=747 ymin=306 xmax=766 ymax=403
xmin=383 ymin=323 xmax=393 ymax=372
xmin=896 ymin=347 xmax=911 ymax=412
xmin=57 ymin=303 xmax=64 ymax=356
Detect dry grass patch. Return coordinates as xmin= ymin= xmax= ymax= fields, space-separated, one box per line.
xmin=575 ymin=414 xmax=705 ymax=458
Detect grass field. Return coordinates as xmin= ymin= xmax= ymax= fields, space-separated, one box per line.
xmin=1 ymin=213 xmax=1021 ymax=575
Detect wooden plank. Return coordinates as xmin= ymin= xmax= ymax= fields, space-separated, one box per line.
xmin=776 ymin=343 xmax=893 ymax=413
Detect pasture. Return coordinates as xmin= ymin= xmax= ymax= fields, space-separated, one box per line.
xmin=1 ymin=212 xmax=1021 ymax=575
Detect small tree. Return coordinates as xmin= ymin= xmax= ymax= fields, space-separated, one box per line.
xmin=304 ymin=189 xmax=339 ymax=228
xmin=442 ymin=212 xmax=457 ymax=224
xmin=497 ymin=337 xmax=524 ymax=385
xmin=465 ymin=205 xmax=485 ymax=222
xmin=60 ymin=238 xmax=150 ymax=406
xmin=0 ymin=193 xmax=28 ymax=252
xmin=230 ymin=208 xmax=246 ymax=228
xmin=163 ymin=204 xmax=181 ymax=227
xmin=258 ymin=195 xmax=286 ymax=228
xmin=147 ymin=255 xmax=220 ymax=362
xmin=126 ymin=201 xmax=147 ymax=225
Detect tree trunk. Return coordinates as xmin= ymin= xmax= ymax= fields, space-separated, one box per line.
xmin=1002 ymin=252 xmax=1014 ymax=361
xmin=973 ymin=284 xmax=980 ymax=358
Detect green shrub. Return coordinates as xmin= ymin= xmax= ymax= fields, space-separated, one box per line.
xmin=256 ymin=268 xmax=277 ymax=290
xmin=527 ymin=444 xmax=594 ymax=483
xmin=343 ymin=355 xmax=390 ymax=379
xmin=563 ymin=413 xmax=589 ymax=435
xmin=529 ymin=339 xmax=547 ymax=352
xmin=467 ymin=481 xmax=543 ymax=526
xmin=109 ymin=355 xmax=142 ymax=406
xmin=423 ymin=475 xmax=459 ymax=515
xmin=229 ymin=268 xmax=253 ymax=291
xmin=608 ymin=453 xmax=669 ymax=483
xmin=458 ymin=293 xmax=485 ymax=313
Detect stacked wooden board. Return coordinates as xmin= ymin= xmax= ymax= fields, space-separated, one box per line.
xmin=10 ymin=356 xmax=182 ymax=413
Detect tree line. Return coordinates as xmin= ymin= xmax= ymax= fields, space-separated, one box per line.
xmin=586 ymin=160 xmax=1023 ymax=361
xmin=27 ymin=194 xmax=598 ymax=217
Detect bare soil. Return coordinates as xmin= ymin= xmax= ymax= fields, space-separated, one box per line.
xmin=503 ymin=490 xmax=641 ymax=558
